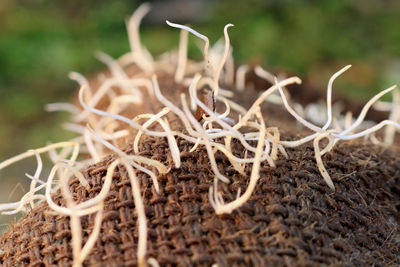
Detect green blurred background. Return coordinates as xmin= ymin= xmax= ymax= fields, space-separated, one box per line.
xmin=0 ymin=0 xmax=400 ymax=229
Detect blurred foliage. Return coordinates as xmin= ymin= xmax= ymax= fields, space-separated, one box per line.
xmin=0 ymin=0 xmax=400 ymax=226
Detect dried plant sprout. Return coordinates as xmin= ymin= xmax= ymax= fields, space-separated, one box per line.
xmin=1 ymin=2 xmax=400 ymax=267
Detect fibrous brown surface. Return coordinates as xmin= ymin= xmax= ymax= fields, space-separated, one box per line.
xmin=1 ymin=68 xmax=400 ymax=266
xmin=1 ymin=133 xmax=400 ymax=266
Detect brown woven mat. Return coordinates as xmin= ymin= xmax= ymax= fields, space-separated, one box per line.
xmin=1 ymin=65 xmax=399 ymax=266
xmin=1 ymin=133 xmax=399 ymax=266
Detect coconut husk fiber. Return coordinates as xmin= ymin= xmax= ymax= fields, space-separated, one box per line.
xmin=1 ymin=69 xmax=400 ymax=267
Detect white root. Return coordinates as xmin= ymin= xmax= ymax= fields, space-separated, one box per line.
xmin=181 ymin=94 xmax=230 ymax=184
xmin=166 ymin=21 xmax=213 ymax=76
xmin=210 ymin=109 xmax=266 ymax=214
xmin=224 ymin=49 xmax=235 ymax=85
xmin=236 ymin=65 xmax=249 ymax=91
xmin=95 ymin=51 xmax=128 ymax=80
xmin=213 ymin=24 xmax=234 ymax=96
xmin=383 ymin=89 xmax=400 ymax=145
xmin=175 ymin=29 xmax=188 ymax=83
xmin=121 ymin=159 xmax=147 ymax=267
xmin=314 ymin=133 xmax=335 ymax=190
xmin=126 ymin=3 xmax=154 ymax=72
xmin=0 ymin=142 xmax=80 ymax=170
xmin=323 ymin=65 xmax=352 ymax=130
xmin=2 ymin=8 xmax=400 ymax=267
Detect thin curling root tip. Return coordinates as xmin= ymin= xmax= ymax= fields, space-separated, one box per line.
xmin=166 ymin=20 xmax=176 ymax=27
xmin=344 ymin=64 xmax=352 ymax=70
xmin=293 ymin=77 xmax=302 ymax=85
xmin=334 ymin=64 xmax=352 ymax=78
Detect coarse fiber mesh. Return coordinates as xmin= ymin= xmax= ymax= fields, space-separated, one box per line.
xmin=1 ymin=134 xmax=399 ymax=266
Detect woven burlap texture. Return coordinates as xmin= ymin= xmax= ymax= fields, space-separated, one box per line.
xmin=1 ymin=134 xmax=399 ymax=266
